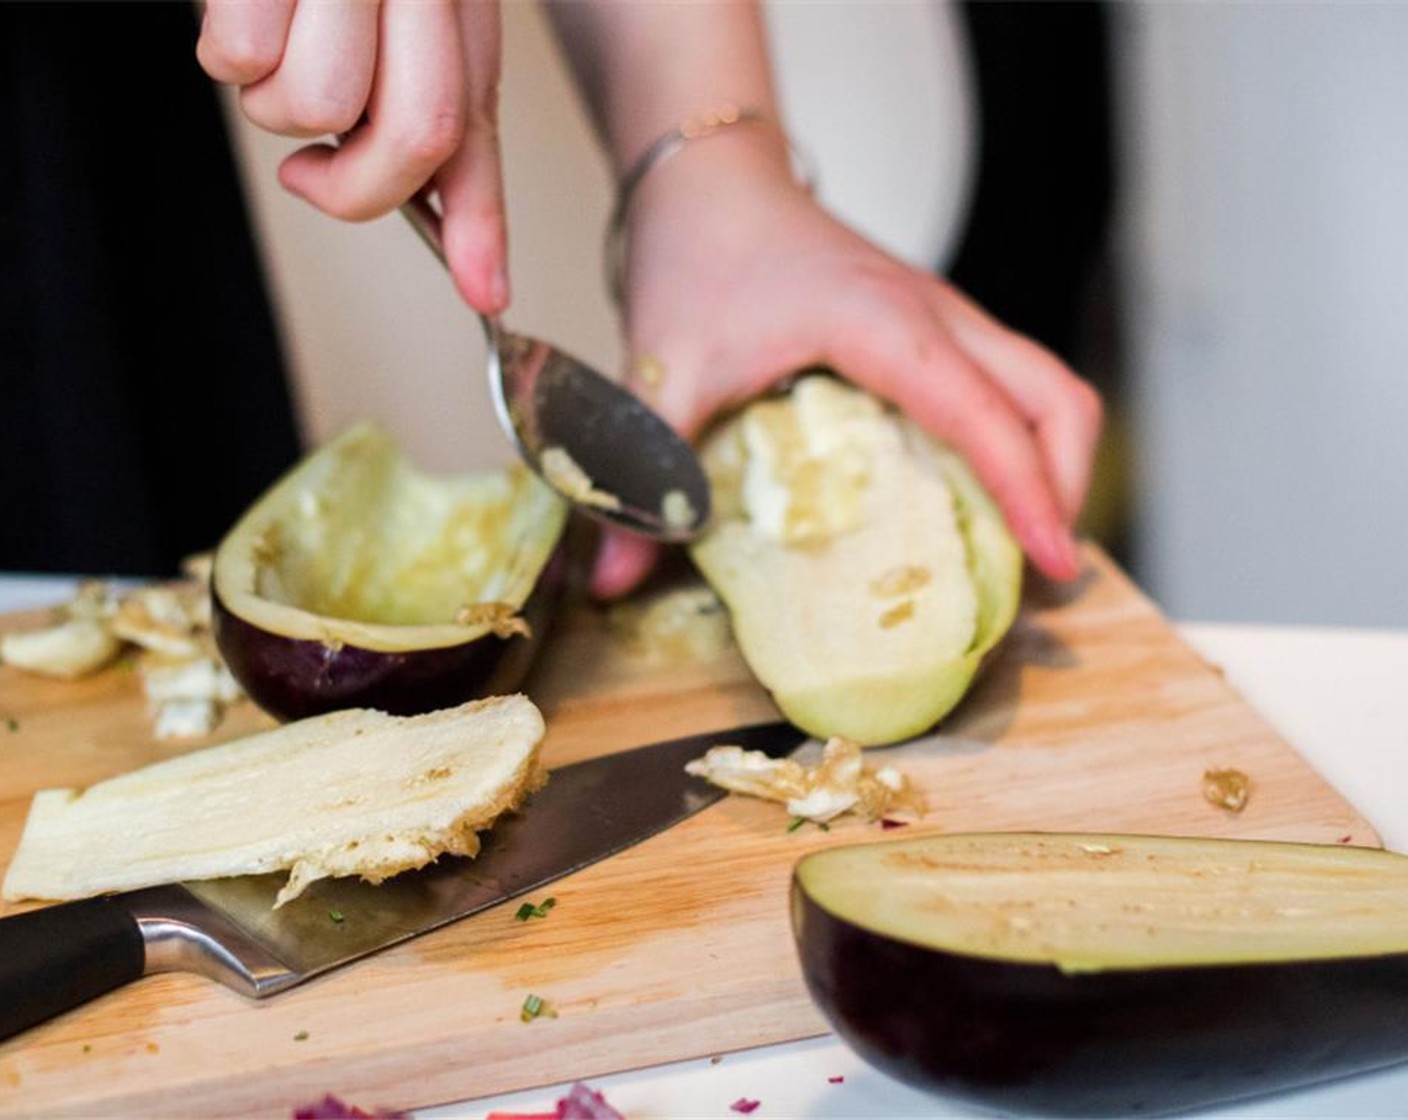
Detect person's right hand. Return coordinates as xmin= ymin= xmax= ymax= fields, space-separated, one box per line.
xmin=197 ymin=0 xmax=509 ymax=315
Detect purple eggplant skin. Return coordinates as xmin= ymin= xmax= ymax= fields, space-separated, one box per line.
xmin=792 ymin=883 xmax=1408 ymax=1117
xmin=212 ymin=554 xmax=563 ymax=723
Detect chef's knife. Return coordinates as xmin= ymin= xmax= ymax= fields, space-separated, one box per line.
xmin=0 ymin=719 xmax=803 ymax=1041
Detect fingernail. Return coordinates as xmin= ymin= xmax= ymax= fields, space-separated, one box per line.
xmin=489 ymin=266 xmax=510 ymax=313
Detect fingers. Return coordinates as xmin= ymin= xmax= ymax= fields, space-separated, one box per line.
xmin=589 ymin=530 xmax=659 ymax=600
xmin=929 ymin=284 xmax=1104 ymax=526
xmin=437 ymin=0 xmax=510 ymax=314
xmin=197 ymin=0 xmax=296 ymax=85
xmin=236 ymin=0 xmax=379 ymax=138
xmin=827 ymin=295 xmax=1082 ymax=581
xmin=277 ymin=0 xmax=468 ymax=222
xmin=619 ymin=281 xmax=1089 ymax=580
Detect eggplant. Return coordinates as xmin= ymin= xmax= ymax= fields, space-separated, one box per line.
xmin=212 ymin=424 xmax=568 ymax=721
xmin=689 ymin=375 xmax=1022 ymax=746
xmin=792 ymin=832 xmax=1408 ymax=1117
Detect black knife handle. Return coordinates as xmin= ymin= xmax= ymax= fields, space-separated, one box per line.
xmin=0 ymin=897 xmax=145 ymax=1041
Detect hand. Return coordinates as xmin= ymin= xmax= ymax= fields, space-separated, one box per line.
xmin=592 ymin=129 xmax=1102 ymax=597
xmin=196 ymin=0 xmax=509 ymax=313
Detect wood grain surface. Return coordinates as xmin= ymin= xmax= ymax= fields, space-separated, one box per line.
xmin=0 ymin=547 xmax=1375 ymax=1117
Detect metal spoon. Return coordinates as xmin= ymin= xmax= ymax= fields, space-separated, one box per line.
xmin=397 ymin=192 xmax=710 ymax=542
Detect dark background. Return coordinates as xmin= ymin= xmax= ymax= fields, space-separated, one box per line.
xmin=0 ymin=1 xmax=300 ymax=577
xmin=949 ymin=0 xmax=1127 ymax=563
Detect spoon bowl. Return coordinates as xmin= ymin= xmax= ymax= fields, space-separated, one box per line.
xmin=400 ymin=194 xmax=710 ymax=542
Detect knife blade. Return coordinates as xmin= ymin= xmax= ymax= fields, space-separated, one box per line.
xmin=0 ymin=719 xmax=803 ymax=1041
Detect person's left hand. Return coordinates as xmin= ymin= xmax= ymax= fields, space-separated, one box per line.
xmin=591 ymin=128 xmax=1103 ymax=598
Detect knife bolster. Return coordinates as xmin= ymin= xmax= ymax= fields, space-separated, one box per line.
xmin=132 ymin=884 xmax=298 ymax=998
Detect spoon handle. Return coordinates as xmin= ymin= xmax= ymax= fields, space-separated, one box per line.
xmin=334 ymin=129 xmax=497 ymax=342
xmin=397 ymin=191 xmax=446 ymax=264
xmin=395 ymin=193 xmax=500 ymax=348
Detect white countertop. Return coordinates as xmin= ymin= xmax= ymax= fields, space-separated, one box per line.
xmin=5 ymin=577 xmax=1407 ymax=1118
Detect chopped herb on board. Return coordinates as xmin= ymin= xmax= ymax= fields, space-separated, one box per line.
xmin=514 ymin=897 xmax=557 ymax=922
xmin=294 ymin=1030 xmax=310 ymax=1041
xmin=4 ymin=716 xmax=18 ymax=732
xmin=520 ymin=993 xmax=557 ymax=1023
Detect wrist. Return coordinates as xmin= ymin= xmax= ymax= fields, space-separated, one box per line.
xmin=607 ymin=107 xmax=810 ymax=305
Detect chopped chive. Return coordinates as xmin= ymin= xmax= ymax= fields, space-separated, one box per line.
xmin=328 ymin=909 xmax=345 ymax=924
xmin=786 ymin=817 xmax=805 ymax=833
xmin=4 ymin=716 xmax=18 ymax=732
xmin=514 ymin=897 xmax=557 ymax=921
xmin=294 ymin=1030 xmax=309 ymax=1041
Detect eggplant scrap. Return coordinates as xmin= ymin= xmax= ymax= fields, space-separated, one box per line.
xmin=3 ymin=695 xmax=546 ymax=908
xmin=0 ymin=565 xmax=245 ymax=740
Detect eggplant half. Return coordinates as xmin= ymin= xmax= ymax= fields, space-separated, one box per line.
xmin=689 ymin=375 xmax=1022 ymax=746
xmin=212 ymin=424 xmax=567 ymax=721
xmin=792 ymin=832 xmax=1408 ymax=1116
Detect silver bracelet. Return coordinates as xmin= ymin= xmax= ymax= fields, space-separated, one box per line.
xmin=604 ymin=105 xmax=816 ymax=308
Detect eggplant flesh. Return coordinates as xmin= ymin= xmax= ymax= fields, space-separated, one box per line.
xmin=212 ymin=424 xmax=567 ymax=721
xmin=689 ymin=375 xmax=1022 ymax=747
xmin=792 ymin=832 xmax=1408 ymax=1116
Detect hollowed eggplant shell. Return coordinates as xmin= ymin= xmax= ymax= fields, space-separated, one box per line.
xmin=211 ymin=424 xmax=568 ymax=722
xmin=792 ymin=834 xmax=1408 ymax=1116
xmin=211 ymin=566 xmax=560 ymax=722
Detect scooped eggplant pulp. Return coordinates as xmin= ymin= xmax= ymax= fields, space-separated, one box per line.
xmin=689 ymin=375 xmax=1022 ymax=745
xmin=792 ymin=832 xmax=1408 ymax=1116
xmin=212 ymin=424 xmax=568 ymax=721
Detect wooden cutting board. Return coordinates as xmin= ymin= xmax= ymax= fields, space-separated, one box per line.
xmin=0 ymin=547 xmax=1375 ymax=1117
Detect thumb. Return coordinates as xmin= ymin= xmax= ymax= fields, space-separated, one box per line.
xmin=589 ymin=529 xmax=658 ymax=600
